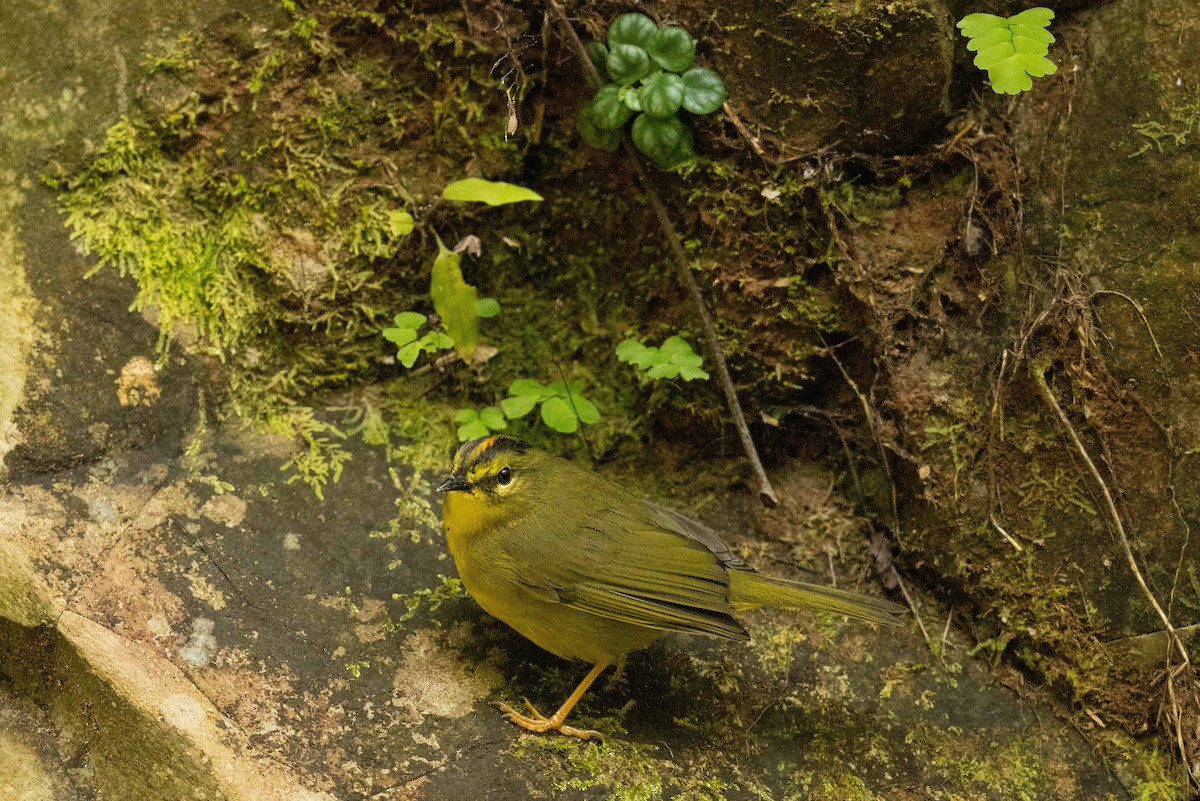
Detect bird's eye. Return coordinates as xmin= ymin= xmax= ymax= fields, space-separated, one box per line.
xmin=496 ymin=467 xmax=512 ymax=486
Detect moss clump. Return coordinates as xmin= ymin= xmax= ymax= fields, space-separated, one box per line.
xmin=50 ymin=0 xmax=520 ymax=492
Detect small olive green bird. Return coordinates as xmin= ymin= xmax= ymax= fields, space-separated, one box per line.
xmin=437 ymin=435 xmax=904 ymax=739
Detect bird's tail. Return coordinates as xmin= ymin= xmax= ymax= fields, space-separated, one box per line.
xmin=728 ymin=570 xmax=905 ymax=627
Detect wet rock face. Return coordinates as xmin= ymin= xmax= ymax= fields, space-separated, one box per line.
xmin=711 ymin=0 xmax=954 ymax=153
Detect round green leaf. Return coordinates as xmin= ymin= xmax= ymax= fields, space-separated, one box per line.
xmin=616 ymin=339 xmax=652 ymax=367
xmin=608 ymin=13 xmax=657 ymax=49
xmin=631 ymin=113 xmax=686 ymax=166
xmin=453 ymin=408 xmax=479 ymax=423
xmin=640 ymin=72 xmax=685 ymax=119
xmin=586 ymin=40 xmax=609 ymax=81
xmin=475 ymin=298 xmax=500 ymax=318
xmin=647 ymin=26 xmax=695 ymax=72
xmin=592 ymin=84 xmax=634 ymax=130
xmin=681 ymin=67 xmax=725 ymax=115
xmin=540 ymin=396 xmax=579 ymax=433
xmin=606 ymin=43 xmax=650 ymax=86
xmin=577 ymin=102 xmax=621 ymax=152
xmin=393 ymin=311 xmax=426 ymax=330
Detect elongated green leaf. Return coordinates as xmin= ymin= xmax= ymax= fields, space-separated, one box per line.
xmin=430 ymin=236 xmax=479 ymax=361
xmin=442 ymin=178 xmax=543 ymax=206
xmin=608 ymin=13 xmax=657 ymax=49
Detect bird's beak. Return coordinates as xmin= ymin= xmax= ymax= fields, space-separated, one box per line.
xmin=436 ymin=473 xmax=470 ymax=493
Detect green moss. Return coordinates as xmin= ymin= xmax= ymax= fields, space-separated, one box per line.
xmin=49 ymin=0 xmax=518 ymax=494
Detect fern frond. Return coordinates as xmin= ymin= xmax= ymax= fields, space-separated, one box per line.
xmin=958 ymin=7 xmax=1056 ymax=95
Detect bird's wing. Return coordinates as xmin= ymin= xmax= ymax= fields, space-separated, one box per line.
xmin=508 ymin=502 xmax=749 ymax=641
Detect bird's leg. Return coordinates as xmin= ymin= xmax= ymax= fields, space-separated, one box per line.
xmin=499 ymin=661 xmax=609 ymax=740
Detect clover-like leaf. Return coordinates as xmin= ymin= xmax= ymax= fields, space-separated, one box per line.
xmin=958 ymin=8 xmax=1056 ymax=95
xmin=430 ymin=236 xmax=479 ymax=361
xmin=478 ymin=406 xmax=508 ymax=430
xmin=680 ymin=67 xmax=725 ymax=115
xmin=397 ymin=342 xmax=422 ymax=368
xmin=619 ymin=334 xmax=708 ymax=381
xmin=442 ymin=178 xmax=543 ymax=206
xmin=500 ymin=394 xmax=538 ymax=419
xmin=508 ymin=378 xmax=548 ymax=397
xmin=608 ymin=13 xmax=657 ymax=50
xmin=592 ymin=84 xmax=634 ymax=130
xmin=640 ymin=72 xmax=685 ymax=119
xmin=607 ymin=43 xmax=651 ymax=86
xmin=383 ymin=326 xmax=417 ymax=347
xmin=632 ymin=113 xmax=686 ymax=166
xmin=456 ymin=415 xmax=491 ymax=442
xmin=540 ymin=396 xmax=579 ymax=433
xmin=616 ymin=338 xmax=655 ymax=369
xmin=648 ymin=26 xmax=695 ymax=73
xmin=577 ymin=101 xmax=622 ymax=152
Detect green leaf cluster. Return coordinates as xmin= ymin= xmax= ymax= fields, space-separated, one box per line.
xmin=578 ymin=12 xmax=726 ymax=167
xmin=382 ymin=312 xmax=454 ymax=368
xmin=616 ymin=335 xmax=709 ymax=381
xmin=957 ymin=8 xmax=1056 ymax=95
xmin=500 ymin=378 xmax=601 ymax=434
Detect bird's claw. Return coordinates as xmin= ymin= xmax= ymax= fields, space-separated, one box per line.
xmin=496 ymin=701 xmax=603 ymax=741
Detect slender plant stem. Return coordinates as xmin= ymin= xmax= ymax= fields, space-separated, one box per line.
xmin=546 ymin=0 xmax=779 ymax=506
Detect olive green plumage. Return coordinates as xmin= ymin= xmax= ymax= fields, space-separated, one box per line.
xmin=437 ymin=435 xmax=904 ymax=738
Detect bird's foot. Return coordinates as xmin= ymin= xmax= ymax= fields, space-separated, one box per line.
xmin=497 ymin=700 xmax=603 ymax=741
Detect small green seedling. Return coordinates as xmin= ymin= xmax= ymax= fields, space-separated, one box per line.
xmin=382 ymin=312 xmax=454 ymax=368
xmin=617 ymin=335 xmax=709 ymax=381
xmin=453 ymin=406 xmax=508 ymax=442
xmin=578 ymin=12 xmax=726 ymax=167
xmin=958 ymin=8 xmax=1056 ymax=95
xmin=500 ymin=378 xmax=600 ymax=434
